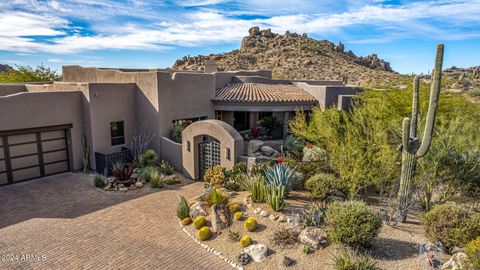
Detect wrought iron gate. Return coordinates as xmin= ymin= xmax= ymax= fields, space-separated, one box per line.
xmin=198 ymin=136 xmax=220 ymax=180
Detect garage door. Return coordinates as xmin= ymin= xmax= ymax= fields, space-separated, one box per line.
xmin=0 ymin=125 xmax=71 ymax=185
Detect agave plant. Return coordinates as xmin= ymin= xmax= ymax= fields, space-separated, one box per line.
xmin=112 ymin=161 xmax=134 ymax=182
xmin=265 ymin=163 xmax=296 ymax=193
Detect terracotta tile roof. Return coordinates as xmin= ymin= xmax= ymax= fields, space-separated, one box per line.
xmin=214 ymin=83 xmax=317 ymax=103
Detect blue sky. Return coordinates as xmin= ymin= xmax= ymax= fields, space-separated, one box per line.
xmin=0 ymin=0 xmax=479 ymax=74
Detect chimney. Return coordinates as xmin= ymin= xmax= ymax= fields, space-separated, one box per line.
xmin=204 ymin=60 xmax=217 ymax=73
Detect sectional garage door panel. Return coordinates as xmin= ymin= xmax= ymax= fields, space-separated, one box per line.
xmin=0 ymin=125 xmax=71 ymax=185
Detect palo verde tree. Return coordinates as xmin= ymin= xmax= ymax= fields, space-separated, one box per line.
xmin=396 ymin=44 xmax=444 ymax=222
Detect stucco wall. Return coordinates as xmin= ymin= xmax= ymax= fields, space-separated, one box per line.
xmin=160 ymin=137 xmax=182 ymax=171
xmin=296 ymin=83 xmax=360 ymax=110
xmin=88 ymin=83 xmax=136 ymax=155
xmin=157 ymin=72 xmax=216 ymax=139
xmin=0 ymin=91 xmax=85 ymax=171
xmin=0 ymin=84 xmax=27 ymax=96
xmin=63 ymin=65 xmax=137 ymax=83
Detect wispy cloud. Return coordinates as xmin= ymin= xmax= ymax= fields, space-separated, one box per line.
xmin=0 ymin=0 xmax=479 ymax=54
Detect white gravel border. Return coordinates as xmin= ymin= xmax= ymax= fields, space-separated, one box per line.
xmin=179 ymin=221 xmax=244 ymax=270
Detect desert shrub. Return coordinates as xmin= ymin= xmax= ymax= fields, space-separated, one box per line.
xmin=139 ymin=149 xmax=158 ymax=167
xmin=164 ymin=177 xmax=176 ymax=185
xmin=112 ymin=161 xmax=134 ymax=181
xmin=305 ymin=173 xmax=345 ymax=200
xmin=181 ymin=217 xmax=192 ymax=225
xmin=465 ymin=236 xmax=480 ymax=269
xmin=234 ymin=212 xmax=243 ymax=221
xmin=303 ymin=202 xmax=325 ymax=227
xmin=270 ymin=227 xmax=299 ymax=248
xmin=193 ymin=216 xmax=207 ymax=230
xmin=468 ymin=88 xmax=480 ymax=98
xmin=246 ymin=175 xmax=266 ymax=203
xmin=249 ymin=163 xmax=269 ymax=177
xmin=150 ymin=170 xmax=164 ymax=188
xmin=198 ymin=226 xmax=212 ymax=241
xmin=325 ymin=201 xmax=382 ymax=246
xmin=228 ymin=230 xmax=241 ymax=242
xmin=244 ymin=218 xmax=258 ymax=232
xmin=240 ymin=235 xmax=253 ymax=247
xmin=224 ymin=162 xmax=247 ymax=191
xmin=159 ymin=160 xmax=174 ymax=175
xmin=137 ymin=166 xmax=156 ymax=182
xmin=423 ymin=204 xmax=480 ymax=252
xmin=203 ymin=189 xmax=229 ymax=206
xmin=94 ymin=174 xmax=105 ymax=188
xmin=332 ymin=249 xmax=378 ymax=270
xmin=229 ymin=203 xmax=241 ymax=213
xmin=203 ymin=165 xmax=225 ymax=188
xmin=176 ymin=196 xmax=190 ymax=220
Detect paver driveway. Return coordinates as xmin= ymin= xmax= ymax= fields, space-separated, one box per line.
xmin=0 ymin=173 xmax=231 ymax=270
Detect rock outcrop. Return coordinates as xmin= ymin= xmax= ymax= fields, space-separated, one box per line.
xmin=173 ymin=27 xmax=402 ymax=86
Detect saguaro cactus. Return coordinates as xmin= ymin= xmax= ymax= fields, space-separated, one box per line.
xmin=396 ymin=44 xmax=444 ymax=221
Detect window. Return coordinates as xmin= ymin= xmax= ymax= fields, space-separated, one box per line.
xmin=187 ymin=141 xmax=191 ymax=152
xmin=110 ymin=121 xmax=125 ymax=146
xmin=226 ymin=147 xmax=231 ymax=160
xmin=215 ymin=111 xmax=223 ymax=120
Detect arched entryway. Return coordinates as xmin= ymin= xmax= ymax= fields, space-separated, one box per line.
xmin=182 ymin=120 xmax=244 ymax=180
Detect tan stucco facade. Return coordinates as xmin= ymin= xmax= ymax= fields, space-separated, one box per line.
xmin=181 ymin=120 xmax=244 ymax=180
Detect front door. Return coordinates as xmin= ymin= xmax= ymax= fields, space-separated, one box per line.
xmin=198 ymin=136 xmax=220 ymax=180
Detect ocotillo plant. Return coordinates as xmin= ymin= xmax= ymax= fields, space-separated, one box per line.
xmin=396 ymin=44 xmax=444 ymax=222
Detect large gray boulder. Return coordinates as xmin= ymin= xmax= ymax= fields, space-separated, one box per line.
xmin=298 ymin=227 xmax=328 ymax=250
xmin=210 ymin=204 xmax=230 ymax=232
xmin=260 ymin=145 xmax=277 ymax=156
xmin=440 ymin=252 xmax=472 ymax=270
xmin=248 ymin=140 xmax=265 ymax=155
xmin=243 ymin=244 xmax=268 ymax=263
xmin=189 ymin=201 xmax=208 ymax=220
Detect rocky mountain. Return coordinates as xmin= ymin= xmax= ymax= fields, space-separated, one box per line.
xmin=173 ymin=27 xmax=405 ymax=86
xmin=0 ymin=64 xmax=12 ymax=73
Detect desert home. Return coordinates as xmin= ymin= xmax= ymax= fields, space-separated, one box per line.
xmin=0 ymin=62 xmax=359 ymax=185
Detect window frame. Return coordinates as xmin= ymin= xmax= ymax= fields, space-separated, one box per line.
xmin=110 ymin=121 xmax=125 ymax=146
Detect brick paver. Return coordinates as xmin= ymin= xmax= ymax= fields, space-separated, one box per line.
xmin=0 ymin=173 xmax=231 ymax=270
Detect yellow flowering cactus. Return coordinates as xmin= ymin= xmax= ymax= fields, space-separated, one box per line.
xmin=229 ymin=203 xmax=241 ymax=213
xmin=240 ymin=235 xmax=252 ymax=247
xmin=181 ymin=217 xmax=192 ymax=225
xmin=193 ymin=216 xmax=207 ymax=230
xmin=198 ymin=226 xmax=212 ymax=241
xmin=244 ymin=217 xmax=258 ymax=232
xmin=234 ymin=212 xmax=243 ymax=221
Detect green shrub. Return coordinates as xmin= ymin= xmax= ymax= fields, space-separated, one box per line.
xmin=325 ymin=201 xmax=382 ymax=246
xmin=137 ymin=166 xmax=156 ymax=182
xmin=249 ymin=163 xmax=268 ymax=177
xmin=203 ymin=189 xmax=229 ymax=206
xmin=468 ymin=88 xmax=480 ymax=98
xmin=423 ymin=204 xmax=480 ymax=252
xmin=465 ymin=236 xmax=480 ymax=269
xmin=332 ymin=249 xmax=378 ymax=270
xmin=159 ymin=160 xmax=174 ymax=175
xmin=94 ymin=174 xmax=105 ymax=188
xmin=305 ymin=173 xmax=345 ymax=200
xmin=139 ymin=149 xmax=158 ymax=167
xmin=176 ymin=196 xmax=190 ymax=220
xmin=150 ymin=170 xmax=164 ymax=189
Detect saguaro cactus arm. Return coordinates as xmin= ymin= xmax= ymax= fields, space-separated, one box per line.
xmin=402 ymin=118 xmax=411 ymax=152
xmin=416 ymin=44 xmax=444 ymax=158
xmin=410 ymin=76 xmax=420 ymax=138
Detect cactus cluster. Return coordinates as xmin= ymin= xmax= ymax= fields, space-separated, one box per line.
xmin=247 ymin=175 xmax=266 ymax=203
xmin=265 ymin=184 xmax=286 ymax=212
xmin=240 ymin=235 xmax=253 ymax=248
xmin=244 ymin=218 xmax=258 ymax=232
xmin=396 ymin=44 xmax=444 ymax=222
xmin=193 ymin=216 xmax=207 ymax=230
xmin=198 ymin=226 xmax=212 ymax=241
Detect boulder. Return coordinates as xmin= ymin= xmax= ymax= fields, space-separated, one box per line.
xmin=440 ymin=252 xmax=472 ymax=270
xmin=244 ymin=244 xmax=268 ymax=263
xmin=298 ymin=227 xmax=328 ymax=250
xmin=248 ymin=26 xmax=260 ymax=36
xmin=210 ymin=204 xmax=230 ymax=232
xmin=189 ymin=201 xmax=208 ymax=220
xmin=238 ymin=252 xmax=251 ymax=266
xmin=248 ymin=140 xmax=265 ymax=155
xmin=260 ymin=210 xmax=269 ymax=217
xmin=280 ymin=256 xmax=296 ymax=267
xmin=260 ymin=146 xmax=277 ymax=156
xmin=135 ymin=181 xmax=144 ymax=188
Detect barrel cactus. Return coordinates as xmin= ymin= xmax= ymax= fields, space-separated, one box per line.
xmin=181 ymin=217 xmax=192 ymax=225
xmin=234 ymin=212 xmax=243 ymax=221
xmin=240 ymin=235 xmax=253 ymax=248
xmin=198 ymin=226 xmax=212 ymax=241
xmin=193 ymin=216 xmax=207 ymax=230
xmin=229 ymin=203 xmax=241 ymax=213
xmin=396 ymin=44 xmax=444 ymax=222
xmin=244 ymin=218 xmax=258 ymax=232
